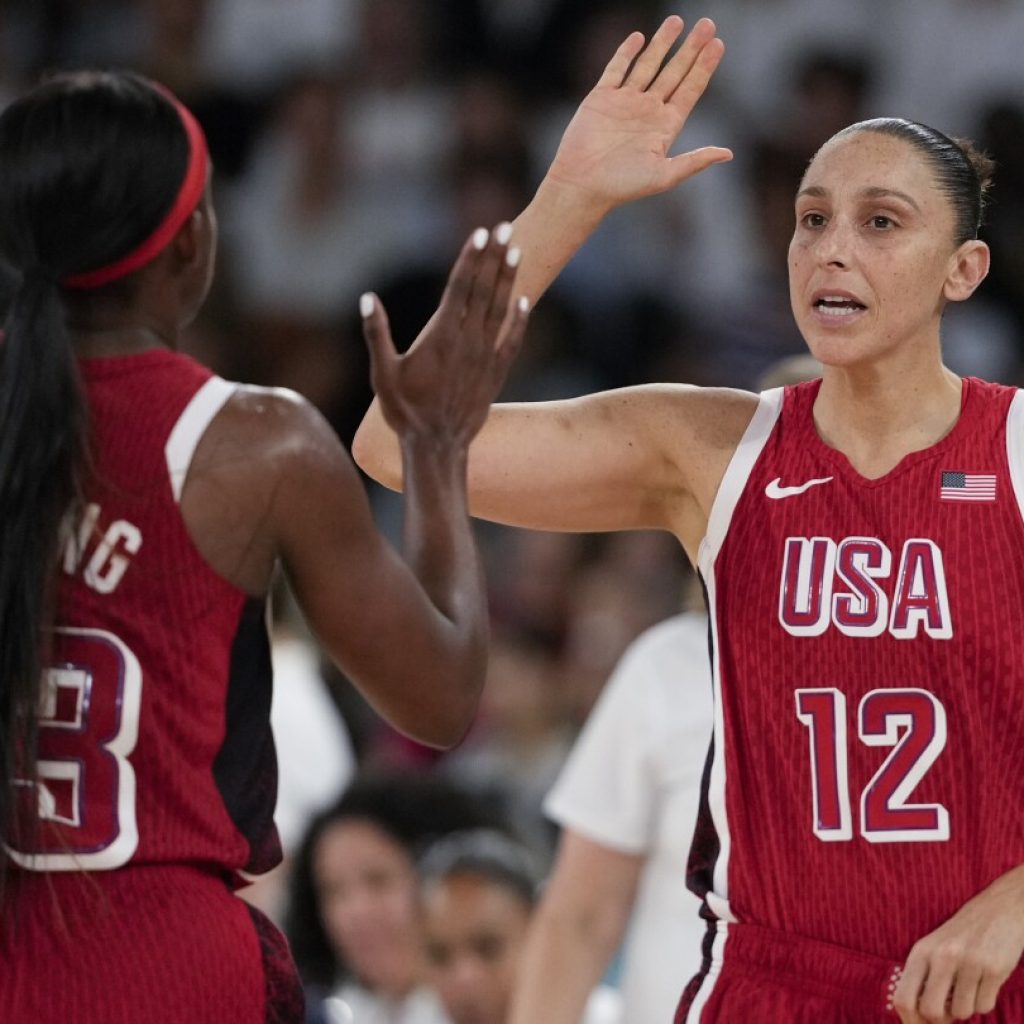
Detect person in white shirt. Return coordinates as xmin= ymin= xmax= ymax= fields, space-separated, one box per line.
xmin=509 ymin=610 xmax=712 ymax=1024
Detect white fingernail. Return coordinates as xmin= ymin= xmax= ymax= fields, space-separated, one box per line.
xmin=359 ymin=293 xmax=374 ymax=317
xmin=472 ymin=227 xmax=489 ymax=250
xmin=506 ymin=246 xmax=521 ymax=267
xmin=518 ymin=296 xmax=529 ymax=313
xmin=495 ymin=222 xmax=513 ymax=245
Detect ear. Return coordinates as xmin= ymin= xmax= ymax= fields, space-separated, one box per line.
xmin=943 ymin=239 xmax=990 ymax=302
xmin=168 ymin=208 xmax=204 ymax=271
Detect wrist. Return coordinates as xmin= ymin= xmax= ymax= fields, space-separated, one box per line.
xmin=399 ymin=432 xmax=470 ymax=469
xmin=530 ymin=174 xmax=611 ymax=232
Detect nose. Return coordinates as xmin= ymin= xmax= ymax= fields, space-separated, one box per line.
xmin=813 ymin=217 xmax=852 ymax=269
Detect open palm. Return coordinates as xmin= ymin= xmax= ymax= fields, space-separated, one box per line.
xmin=547 ymin=16 xmax=731 ymax=213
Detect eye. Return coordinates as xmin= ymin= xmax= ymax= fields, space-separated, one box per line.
xmin=869 ymin=215 xmax=895 ymax=230
xmin=800 ymin=212 xmax=827 ymax=229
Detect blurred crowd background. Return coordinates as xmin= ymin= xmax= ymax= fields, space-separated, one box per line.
xmin=3 ymin=0 xmax=1023 ymax=1017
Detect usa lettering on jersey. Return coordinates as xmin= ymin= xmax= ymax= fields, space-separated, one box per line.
xmin=778 ymin=536 xmax=952 ymax=639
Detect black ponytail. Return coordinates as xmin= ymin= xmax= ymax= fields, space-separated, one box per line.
xmin=0 ymin=272 xmax=87 ymax=857
xmin=0 ymin=70 xmax=189 ymax=859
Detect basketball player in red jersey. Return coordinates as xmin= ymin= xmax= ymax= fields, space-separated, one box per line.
xmin=0 ymin=72 xmax=526 ymax=1023
xmin=355 ymin=15 xmax=1024 ymax=1024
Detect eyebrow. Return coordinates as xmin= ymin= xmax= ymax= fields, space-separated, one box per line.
xmin=796 ymin=184 xmax=922 ymax=212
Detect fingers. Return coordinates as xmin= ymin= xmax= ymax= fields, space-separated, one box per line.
xmin=483 ymin=225 xmax=520 ymax=341
xmin=975 ymin=973 xmax=1003 ymax=1016
xmin=596 ymin=31 xmax=646 ymax=89
xmin=893 ymin=957 xmax=929 ymax=1024
xmin=948 ymin=968 xmax=982 ymax=1021
xmin=463 ymin=225 xmax=510 ymax=342
xmin=668 ymin=35 xmax=726 ymax=118
xmin=623 ymin=15 xmax=685 ymax=92
xmin=439 ymin=227 xmax=491 ymax=327
xmin=494 ymin=295 xmax=529 ymax=383
xmin=662 ymin=145 xmax=733 ymax=191
xmin=648 ymin=17 xmax=718 ymax=100
xmin=917 ymin=960 xmax=956 ymax=1024
xmin=360 ymin=292 xmax=395 ymax=392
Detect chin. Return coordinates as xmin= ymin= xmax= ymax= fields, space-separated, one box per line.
xmin=802 ymin=332 xmax=876 ymax=370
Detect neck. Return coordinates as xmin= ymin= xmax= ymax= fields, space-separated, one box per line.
xmin=813 ymin=344 xmax=962 ymax=478
xmin=66 ymin=305 xmax=178 ymax=359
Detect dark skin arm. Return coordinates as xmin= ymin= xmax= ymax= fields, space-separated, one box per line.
xmin=180 ymin=229 xmax=527 ymax=747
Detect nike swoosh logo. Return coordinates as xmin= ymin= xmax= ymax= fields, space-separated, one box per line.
xmin=765 ymin=476 xmax=833 ymax=499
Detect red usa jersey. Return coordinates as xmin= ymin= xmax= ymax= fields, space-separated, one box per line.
xmin=687 ymin=377 xmax=1024 ymax=1005
xmin=7 ymin=349 xmax=280 ymax=881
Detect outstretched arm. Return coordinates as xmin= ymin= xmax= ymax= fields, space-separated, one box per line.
xmin=352 ymin=16 xmax=747 ymax=557
xmin=270 ymin=229 xmax=526 ymax=747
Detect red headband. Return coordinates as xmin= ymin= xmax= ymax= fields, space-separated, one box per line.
xmin=62 ymin=87 xmax=209 ymax=290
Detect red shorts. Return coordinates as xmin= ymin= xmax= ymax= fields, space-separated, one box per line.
xmin=676 ymin=921 xmax=1024 ymax=1023
xmin=0 ymin=864 xmax=304 ymax=1023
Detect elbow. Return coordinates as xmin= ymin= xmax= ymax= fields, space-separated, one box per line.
xmin=409 ymin=697 xmax=478 ymax=751
xmin=350 ymin=421 xmax=376 ymax=476
xmin=407 ymin=669 xmax=483 ymax=750
xmin=352 ymin=417 xmax=399 ymax=490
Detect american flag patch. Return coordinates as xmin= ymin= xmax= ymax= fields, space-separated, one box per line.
xmin=940 ymin=471 xmax=997 ymax=502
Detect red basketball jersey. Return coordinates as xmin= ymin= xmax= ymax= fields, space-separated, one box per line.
xmin=6 ymin=348 xmax=281 ymax=881
xmin=686 ymin=377 xmax=1024 ymax=1016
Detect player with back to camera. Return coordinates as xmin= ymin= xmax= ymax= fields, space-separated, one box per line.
xmin=0 ymin=71 xmax=527 ymax=1023
xmin=355 ymin=15 xmax=1024 ymax=1024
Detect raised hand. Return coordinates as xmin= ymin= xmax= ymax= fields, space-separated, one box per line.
xmin=546 ymin=15 xmax=732 ymax=216
xmin=361 ymin=226 xmax=528 ymax=447
xmin=892 ymin=865 xmax=1024 ymax=1023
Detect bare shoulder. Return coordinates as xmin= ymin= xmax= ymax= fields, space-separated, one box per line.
xmin=621 ymin=384 xmax=759 ymax=555
xmin=633 ymin=383 xmax=760 ymax=444
xmin=612 ymin=383 xmax=759 ymax=484
xmin=209 ymin=384 xmax=339 ymax=464
xmin=182 ymin=384 xmax=353 ymax=595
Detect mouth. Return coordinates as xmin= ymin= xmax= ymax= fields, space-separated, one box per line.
xmin=811 ymin=293 xmax=867 ymax=323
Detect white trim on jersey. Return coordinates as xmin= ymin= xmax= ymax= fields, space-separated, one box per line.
xmin=699 ymin=388 xmax=784 ymax=568
xmin=687 ymin=387 xmax=783 ymax=1021
xmin=685 ymin=921 xmax=729 ymax=1024
xmin=164 ymin=376 xmax=238 ymax=504
xmin=1005 ymin=390 xmax=1024 ymax=525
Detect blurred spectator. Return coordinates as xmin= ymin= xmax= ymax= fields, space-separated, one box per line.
xmin=240 ymin=615 xmax=356 ymax=926
xmin=419 ymin=829 xmax=622 ymax=1024
xmin=557 ymin=536 xmax=686 ymax=729
xmin=511 ymin=607 xmax=711 ymax=1024
xmin=343 ymin=0 xmax=454 ymax=196
xmin=874 ymin=0 xmax=1024 ymax=136
xmin=696 ymin=137 xmax=810 ymax=387
xmin=200 ymin=0 xmax=355 ymax=96
xmin=977 ymin=101 xmax=1024 ymax=360
xmin=700 ymin=0 xmax=882 ymax=126
xmin=227 ymin=72 xmax=435 ymax=327
xmin=489 ymin=530 xmax=589 ymax=649
xmin=441 ymin=628 xmax=571 ymax=858
xmin=784 ymin=49 xmax=875 ymax=159
xmin=286 ymin=773 xmax=504 ymax=1024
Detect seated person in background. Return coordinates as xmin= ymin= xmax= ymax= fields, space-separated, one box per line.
xmin=419 ymin=830 xmax=622 ymax=1024
xmin=286 ymin=774 xmax=503 ymax=1024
